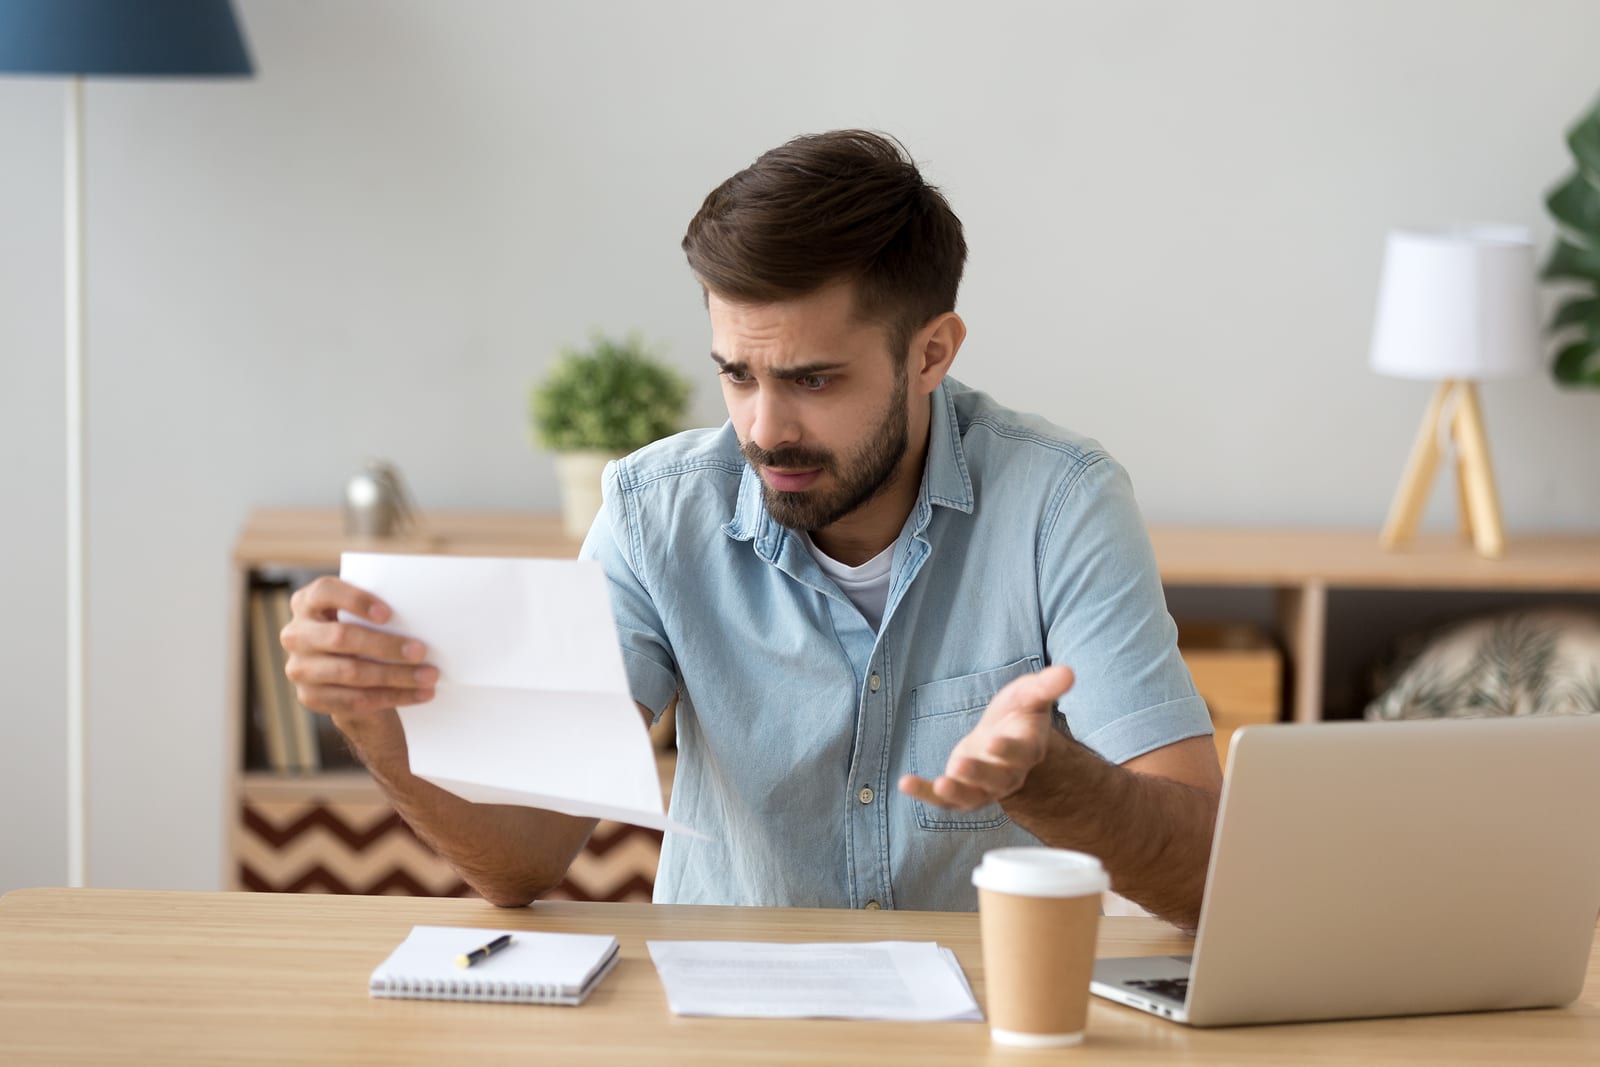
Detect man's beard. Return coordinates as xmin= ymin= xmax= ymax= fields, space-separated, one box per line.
xmin=741 ymin=370 xmax=910 ymax=532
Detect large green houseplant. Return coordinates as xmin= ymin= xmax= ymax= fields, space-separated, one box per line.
xmin=530 ymin=334 xmax=691 ymax=537
xmin=1543 ymin=93 xmax=1600 ymax=387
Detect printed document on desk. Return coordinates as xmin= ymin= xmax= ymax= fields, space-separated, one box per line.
xmin=339 ymin=553 xmax=695 ymax=836
xmin=647 ymin=940 xmax=983 ymax=1021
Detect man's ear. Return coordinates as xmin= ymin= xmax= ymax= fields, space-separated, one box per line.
xmin=909 ymin=311 xmax=966 ymax=394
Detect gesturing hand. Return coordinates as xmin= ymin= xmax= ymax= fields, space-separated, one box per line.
xmin=898 ymin=665 xmax=1075 ymax=811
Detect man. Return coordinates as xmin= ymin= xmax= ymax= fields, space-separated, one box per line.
xmin=282 ymin=130 xmax=1222 ymax=929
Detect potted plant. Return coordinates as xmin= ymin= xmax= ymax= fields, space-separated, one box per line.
xmin=1543 ymin=92 xmax=1600 ymax=387
xmin=530 ymin=333 xmax=691 ymax=538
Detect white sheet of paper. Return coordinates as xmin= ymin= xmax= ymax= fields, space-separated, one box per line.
xmin=645 ymin=940 xmax=983 ymax=1021
xmin=338 ymin=553 xmax=696 ymax=836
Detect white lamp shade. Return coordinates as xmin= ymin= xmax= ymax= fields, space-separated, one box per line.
xmin=1369 ymin=226 xmax=1542 ymax=381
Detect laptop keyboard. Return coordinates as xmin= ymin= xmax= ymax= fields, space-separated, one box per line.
xmin=1126 ymin=977 xmax=1189 ymax=1003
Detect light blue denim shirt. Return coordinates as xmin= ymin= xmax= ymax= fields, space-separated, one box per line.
xmin=579 ymin=378 xmax=1211 ymax=910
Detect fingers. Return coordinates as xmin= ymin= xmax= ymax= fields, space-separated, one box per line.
xmin=289 ymin=575 xmax=393 ymax=626
xmin=932 ymin=774 xmax=994 ymax=810
xmin=979 ymin=735 xmax=1036 ymax=765
xmin=900 ymin=666 xmax=1075 ymax=812
xmin=288 ymin=648 xmax=438 ymax=692
xmin=281 ymin=577 xmax=434 ymax=718
xmin=947 ymin=749 xmax=1029 ymax=800
xmin=295 ymin=683 xmax=435 ymax=717
xmin=899 ymin=774 xmax=939 ymax=806
xmin=989 ymin=664 xmax=1075 ymax=718
xmin=898 ymin=773 xmax=996 ymax=812
xmin=285 ymin=617 xmax=424 ymax=665
xmin=286 ymin=658 xmax=437 ymax=716
xmin=283 ymin=632 xmax=437 ymax=716
xmin=926 ymin=746 xmax=1030 ymax=810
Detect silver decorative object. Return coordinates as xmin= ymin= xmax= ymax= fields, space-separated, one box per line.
xmin=343 ymin=460 xmax=418 ymax=539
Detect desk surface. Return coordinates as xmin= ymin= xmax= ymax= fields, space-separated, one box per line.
xmin=1 ymin=889 xmax=1595 ymax=1065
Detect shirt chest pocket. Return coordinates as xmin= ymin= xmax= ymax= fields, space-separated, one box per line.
xmin=908 ymin=655 xmax=1043 ymax=831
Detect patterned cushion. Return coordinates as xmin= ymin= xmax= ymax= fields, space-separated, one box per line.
xmin=1365 ymin=609 xmax=1600 ymax=720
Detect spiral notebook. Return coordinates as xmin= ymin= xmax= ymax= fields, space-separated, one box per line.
xmin=369 ymin=925 xmax=620 ymax=1005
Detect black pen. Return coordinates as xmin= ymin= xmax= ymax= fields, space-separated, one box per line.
xmin=455 ymin=933 xmax=514 ymax=968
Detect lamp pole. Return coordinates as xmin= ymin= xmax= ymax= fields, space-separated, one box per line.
xmin=0 ymin=0 xmax=253 ymax=890
xmin=65 ymin=74 xmax=89 ymax=888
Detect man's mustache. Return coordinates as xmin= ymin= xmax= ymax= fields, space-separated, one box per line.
xmin=741 ymin=442 xmax=834 ymax=472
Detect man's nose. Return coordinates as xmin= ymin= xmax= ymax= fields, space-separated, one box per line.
xmin=749 ymin=389 xmax=801 ymax=454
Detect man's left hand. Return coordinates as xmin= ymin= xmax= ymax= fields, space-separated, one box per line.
xmin=898 ymin=665 xmax=1075 ymax=811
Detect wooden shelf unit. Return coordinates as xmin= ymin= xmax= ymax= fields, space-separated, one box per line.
xmin=227 ymin=511 xmax=1600 ymax=894
xmin=227 ymin=510 xmax=652 ymax=899
xmin=1147 ymin=527 xmax=1600 ymax=723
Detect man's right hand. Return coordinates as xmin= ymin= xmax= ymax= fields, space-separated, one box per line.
xmin=280 ymin=576 xmax=438 ymax=717
xmin=279 ymin=576 xmax=590 ymax=907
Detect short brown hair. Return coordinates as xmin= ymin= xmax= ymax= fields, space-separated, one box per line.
xmin=682 ymin=130 xmax=967 ymax=358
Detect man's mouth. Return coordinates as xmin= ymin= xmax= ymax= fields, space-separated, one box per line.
xmin=762 ymin=467 xmax=823 ymax=492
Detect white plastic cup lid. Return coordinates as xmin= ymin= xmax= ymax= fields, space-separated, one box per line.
xmin=971 ymin=847 xmax=1109 ymax=897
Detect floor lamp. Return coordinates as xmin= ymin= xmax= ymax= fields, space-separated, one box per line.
xmin=1369 ymin=226 xmax=1542 ymax=560
xmin=0 ymin=0 xmax=253 ymax=888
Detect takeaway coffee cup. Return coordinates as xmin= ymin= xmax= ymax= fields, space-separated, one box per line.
xmin=972 ymin=847 xmax=1109 ymax=1047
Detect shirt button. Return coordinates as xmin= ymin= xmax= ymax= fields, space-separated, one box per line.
xmin=857 ymin=785 xmax=874 ymax=805
xmin=868 ymin=674 xmax=881 ymax=692
xmin=864 ymin=900 xmax=881 ymax=910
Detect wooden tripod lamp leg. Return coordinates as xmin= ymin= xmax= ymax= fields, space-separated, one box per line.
xmin=1453 ymin=414 xmax=1475 ymax=547
xmin=1452 ymin=381 xmax=1506 ymax=559
xmin=1380 ymin=381 xmax=1452 ymax=550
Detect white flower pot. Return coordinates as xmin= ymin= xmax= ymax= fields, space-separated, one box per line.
xmin=553 ymin=450 xmax=621 ymax=540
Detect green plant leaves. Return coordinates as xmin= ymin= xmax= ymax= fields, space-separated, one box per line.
xmin=1569 ymin=98 xmax=1600 ymax=176
xmin=529 ymin=335 xmax=692 ymax=452
xmin=1553 ymin=339 xmax=1600 ymax=386
xmin=1551 ymin=298 xmax=1600 ymax=386
xmin=1541 ymin=238 xmax=1600 ymax=284
xmin=1546 ymin=171 xmax=1600 ymax=236
xmin=1544 ymin=94 xmax=1600 ymax=389
xmin=1552 ymin=296 xmax=1600 ymax=331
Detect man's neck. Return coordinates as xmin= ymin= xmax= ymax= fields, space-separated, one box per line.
xmin=809 ymin=425 xmax=930 ymax=567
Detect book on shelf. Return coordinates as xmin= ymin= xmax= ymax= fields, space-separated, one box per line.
xmin=248 ymin=585 xmax=292 ymax=773
xmin=246 ymin=575 xmax=362 ymax=775
xmin=266 ymin=584 xmax=320 ymax=774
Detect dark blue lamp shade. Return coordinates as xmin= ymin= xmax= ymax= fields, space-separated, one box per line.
xmin=0 ymin=0 xmax=252 ymax=77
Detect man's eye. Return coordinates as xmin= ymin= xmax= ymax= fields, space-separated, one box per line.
xmin=796 ymin=374 xmax=831 ymax=391
xmin=719 ymin=367 xmax=752 ymax=384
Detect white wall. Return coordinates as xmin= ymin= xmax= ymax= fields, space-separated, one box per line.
xmin=2 ymin=0 xmax=1597 ymax=892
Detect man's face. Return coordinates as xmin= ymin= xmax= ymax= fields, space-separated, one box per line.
xmin=708 ymin=282 xmax=912 ymax=532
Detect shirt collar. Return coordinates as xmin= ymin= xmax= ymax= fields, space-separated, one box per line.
xmin=723 ymin=379 xmax=974 ymax=557
xmin=923 ymin=377 xmax=975 ymax=514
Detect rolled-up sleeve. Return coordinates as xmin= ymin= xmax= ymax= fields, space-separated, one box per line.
xmin=1037 ymin=454 xmax=1212 ymax=764
xmin=578 ymin=459 xmax=680 ymax=720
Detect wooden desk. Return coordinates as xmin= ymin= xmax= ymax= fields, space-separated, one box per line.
xmin=2 ymin=889 xmax=1595 ymax=1065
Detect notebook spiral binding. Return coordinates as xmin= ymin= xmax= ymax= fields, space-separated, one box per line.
xmin=373 ymin=977 xmax=570 ymax=1001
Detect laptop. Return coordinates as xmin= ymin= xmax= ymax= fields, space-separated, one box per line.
xmin=1090 ymin=715 xmax=1600 ymax=1027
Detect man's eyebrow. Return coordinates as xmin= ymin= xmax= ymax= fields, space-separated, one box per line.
xmin=710 ymin=352 xmax=848 ymax=378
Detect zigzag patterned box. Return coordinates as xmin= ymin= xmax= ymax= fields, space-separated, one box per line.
xmin=237 ymin=796 xmax=663 ymax=902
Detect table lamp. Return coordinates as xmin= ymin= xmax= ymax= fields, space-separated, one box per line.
xmin=1369 ymin=226 xmax=1541 ymax=560
xmin=0 ymin=0 xmax=253 ymax=887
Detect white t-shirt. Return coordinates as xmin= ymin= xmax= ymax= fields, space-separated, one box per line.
xmin=802 ymin=533 xmax=894 ymax=631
